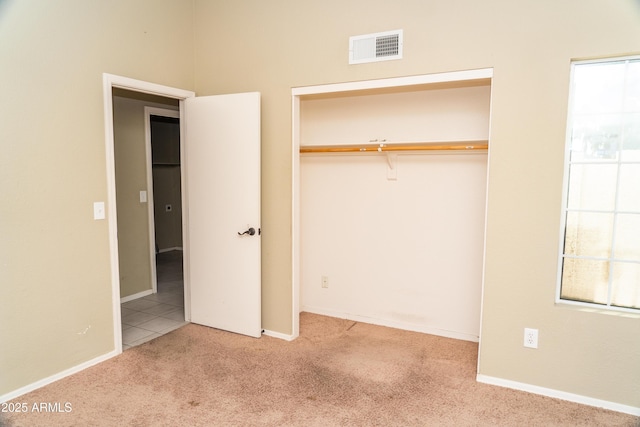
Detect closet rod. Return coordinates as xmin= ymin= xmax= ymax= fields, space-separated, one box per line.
xmin=300 ymin=141 xmax=488 ymax=154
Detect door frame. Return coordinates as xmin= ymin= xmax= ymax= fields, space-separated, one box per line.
xmin=102 ymin=73 xmax=194 ymax=354
xmin=144 ymin=107 xmax=181 ymax=294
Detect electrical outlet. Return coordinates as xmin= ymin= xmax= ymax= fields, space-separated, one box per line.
xmin=524 ymin=328 xmax=538 ymax=349
xmin=321 ymin=276 xmax=329 ymax=288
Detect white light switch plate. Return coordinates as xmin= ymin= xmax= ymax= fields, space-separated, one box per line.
xmin=140 ymin=190 xmax=147 ymax=203
xmin=93 ymin=202 xmax=105 ymax=220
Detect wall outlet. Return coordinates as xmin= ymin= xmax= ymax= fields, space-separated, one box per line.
xmin=524 ymin=328 xmax=538 ymax=349
xmin=321 ymin=276 xmax=329 ymax=288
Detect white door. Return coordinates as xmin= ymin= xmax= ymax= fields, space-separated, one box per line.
xmin=185 ymin=92 xmax=261 ymax=338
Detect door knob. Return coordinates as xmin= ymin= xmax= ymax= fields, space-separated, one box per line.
xmin=238 ymin=227 xmax=256 ymax=236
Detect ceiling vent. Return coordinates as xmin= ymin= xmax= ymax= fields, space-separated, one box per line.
xmin=349 ymin=30 xmax=403 ymax=64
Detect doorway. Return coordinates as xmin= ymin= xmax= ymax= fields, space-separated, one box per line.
xmin=103 ymin=74 xmax=195 ymax=354
xmin=104 ymin=73 xmax=263 ymax=352
xmin=112 ymin=93 xmax=187 ymax=349
xmin=146 ymin=108 xmax=183 ymax=294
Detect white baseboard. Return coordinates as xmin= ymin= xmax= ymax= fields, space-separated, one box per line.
xmin=262 ymin=329 xmax=295 ymax=341
xmin=0 ymin=350 xmax=118 ymax=404
xmin=476 ymin=374 xmax=640 ymax=416
xmin=120 ymin=289 xmax=154 ymax=304
xmin=301 ymin=306 xmax=479 ymax=343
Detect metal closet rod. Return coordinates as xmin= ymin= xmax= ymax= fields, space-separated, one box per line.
xmin=299 ymin=140 xmax=489 ymax=153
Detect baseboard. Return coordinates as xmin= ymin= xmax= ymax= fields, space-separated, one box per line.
xmin=301 ymin=306 xmax=479 ymax=343
xmin=262 ymin=329 xmax=296 ymax=341
xmin=0 ymin=350 xmax=118 ymax=404
xmin=120 ymin=289 xmax=154 ymax=304
xmin=476 ymin=374 xmax=640 ymax=416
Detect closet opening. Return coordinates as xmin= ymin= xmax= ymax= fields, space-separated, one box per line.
xmin=292 ymin=69 xmax=493 ymax=349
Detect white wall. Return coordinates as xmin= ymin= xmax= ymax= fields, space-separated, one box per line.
xmin=301 ymin=153 xmax=488 ymax=340
xmin=299 ymin=84 xmax=490 ymax=341
xmin=301 ymin=85 xmax=491 ymax=146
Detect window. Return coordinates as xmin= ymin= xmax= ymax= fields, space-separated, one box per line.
xmin=559 ymin=56 xmax=640 ymax=311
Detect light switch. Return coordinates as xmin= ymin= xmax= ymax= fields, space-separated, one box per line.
xmin=93 ymin=202 xmax=105 ymax=220
xmin=140 ymin=190 xmax=147 ymax=203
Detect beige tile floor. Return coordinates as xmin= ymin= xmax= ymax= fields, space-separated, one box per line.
xmin=121 ymin=250 xmax=187 ymax=350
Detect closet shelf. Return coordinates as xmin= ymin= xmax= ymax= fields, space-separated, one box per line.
xmin=300 ymin=140 xmax=488 ymax=154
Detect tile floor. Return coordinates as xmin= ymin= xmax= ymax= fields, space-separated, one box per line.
xmin=121 ymin=250 xmax=187 ymax=350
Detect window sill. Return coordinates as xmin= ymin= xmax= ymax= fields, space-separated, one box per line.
xmin=555 ymin=299 xmax=640 ymax=319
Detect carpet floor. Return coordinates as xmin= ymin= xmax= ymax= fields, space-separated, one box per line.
xmin=2 ymin=313 xmax=638 ymax=426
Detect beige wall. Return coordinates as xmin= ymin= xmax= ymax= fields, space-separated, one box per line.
xmin=1 ymin=0 xmax=639 ymax=410
xmin=114 ymin=95 xmax=152 ymax=299
xmin=192 ymin=0 xmax=640 ymax=408
xmin=0 ymin=0 xmax=194 ymax=395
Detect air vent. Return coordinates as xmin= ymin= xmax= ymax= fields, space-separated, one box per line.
xmin=349 ymin=30 xmax=403 ymax=64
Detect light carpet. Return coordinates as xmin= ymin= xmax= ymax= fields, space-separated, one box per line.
xmin=2 ymin=313 xmax=638 ymax=426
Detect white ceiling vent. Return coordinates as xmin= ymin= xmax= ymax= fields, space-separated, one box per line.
xmin=349 ymin=30 xmax=403 ymax=64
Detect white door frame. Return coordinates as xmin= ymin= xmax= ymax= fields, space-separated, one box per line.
xmin=144 ymin=107 xmax=181 ymax=294
xmin=102 ymin=73 xmax=195 ymax=354
xmin=291 ymin=68 xmax=494 ymax=340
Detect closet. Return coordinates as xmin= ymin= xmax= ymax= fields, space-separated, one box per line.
xmin=295 ymin=70 xmax=492 ymax=342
